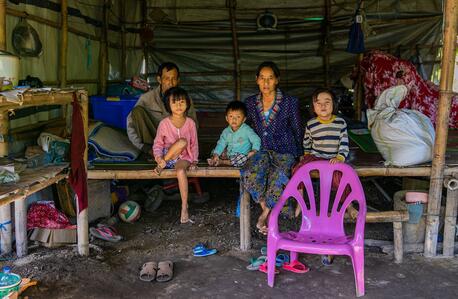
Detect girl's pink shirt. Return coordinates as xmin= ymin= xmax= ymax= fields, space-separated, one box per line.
xmin=152 ymin=117 xmax=199 ymax=163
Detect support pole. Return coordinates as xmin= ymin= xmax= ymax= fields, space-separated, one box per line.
xmin=78 ymin=91 xmax=89 ymax=256
xmin=59 ymin=0 xmax=68 ymax=88
xmin=0 ymin=111 xmax=9 ymax=157
xmin=98 ymin=0 xmax=109 ymax=95
xmin=354 ymin=53 xmax=364 ymax=120
xmin=443 ymin=178 xmax=458 ymax=256
xmin=240 ymin=188 xmax=251 ymax=251
xmin=424 ymin=0 xmax=457 ymax=257
xmin=14 ymin=198 xmax=27 ymax=257
xmin=322 ymin=0 xmax=332 ymax=88
xmin=141 ymin=0 xmax=149 ymax=77
xmin=228 ymin=0 xmax=241 ymax=101
xmin=120 ymin=0 xmax=126 ymax=80
xmin=0 ymin=205 xmax=12 ymax=254
xmin=0 ymin=0 xmax=5 ymax=51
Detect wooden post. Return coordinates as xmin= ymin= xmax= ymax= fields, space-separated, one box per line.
xmin=141 ymin=0 xmax=149 ymax=77
xmin=240 ymin=188 xmax=251 ymax=251
xmin=120 ymin=0 xmax=126 ymax=80
xmin=98 ymin=0 xmax=109 ymax=95
xmin=424 ymin=0 xmax=457 ymax=257
xmin=322 ymin=0 xmax=332 ymax=88
xmin=354 ymin=53 xmax=364 ymax=120
xmin=59 ymin=0 xmax=68 ymax=88
xmin=0 ymin=204 xmax=12 ymax=254
xmin=443 ymin=178 xmax=458 ymax=256
xmin=0 ymin=110 xmax=8 ymax=157
xmin=0 ymin=0 xmax=5 ymax=51
xmin=14 ymin=197 xmax=27 ymax=257
xmin=229 ymin=0 xmax=241 ymax=101
xmin=77 ymin=90 xmax=89 ymax=256
xmin=393 ymin=221 xmax=403 ymax=263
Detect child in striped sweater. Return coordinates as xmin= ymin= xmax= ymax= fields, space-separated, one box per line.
xmin=293 ymin=87 xmax=356 ymax=265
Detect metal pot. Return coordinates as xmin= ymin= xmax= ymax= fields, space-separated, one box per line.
xmin=0 ymin=51 xmax=20 ymax=88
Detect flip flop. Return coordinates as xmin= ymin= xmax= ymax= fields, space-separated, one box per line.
xmin=246 ymin=256 xmax=267 ymax=271
xmin=90 ymin=226 xmax=122 ymax=242
xmin=258 ymin=262 xmax=280 ymax=274
xmin=156 ymin=261 xmax=173 ymax=282
xmin=275 ymin=253 xmax=290 ymax=267
xmin=193 ymin=244 xmax=217 ymax=257
xmin=139 ymin=261 xmax=158 ymax=282
xmin=282 ymin=260 xmax=310 ymax=274
xmin=260 ymin=246 xmax=267 ymax=255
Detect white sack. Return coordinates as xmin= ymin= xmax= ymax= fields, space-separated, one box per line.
xmin=367 ymin=85 xmax=435 ymax=166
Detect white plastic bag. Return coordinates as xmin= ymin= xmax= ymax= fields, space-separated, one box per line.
xmin=367 ymin=85 xmax=435 ymax=166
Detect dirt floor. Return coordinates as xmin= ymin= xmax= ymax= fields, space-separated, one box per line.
xmin=3 ymin=179 xmax=458 ymax=298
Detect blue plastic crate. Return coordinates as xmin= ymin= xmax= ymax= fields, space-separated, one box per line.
xmin=89 ymin=95 xmax=140 ymax=129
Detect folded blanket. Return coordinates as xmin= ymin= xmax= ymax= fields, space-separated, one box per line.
xmin=88 ymin=122 xmax=140 ymax=162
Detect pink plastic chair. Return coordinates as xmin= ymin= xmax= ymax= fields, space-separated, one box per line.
xmin=267 ymin=161 xmax=366 ymax=297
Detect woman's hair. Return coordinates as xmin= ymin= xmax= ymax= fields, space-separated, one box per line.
xmin=311 ymin=88 xmax=338 ymax=114
xmin=225 ymin=100 xmax=247 ymax=117
xmin=256 ymin=61 xmax=281 ymax=78
xmin=163 ymin=87 xmax=191 ymax=114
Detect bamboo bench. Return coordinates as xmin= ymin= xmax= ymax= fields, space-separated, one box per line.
xmin=87 ymin=165 xmax=458 ymax=262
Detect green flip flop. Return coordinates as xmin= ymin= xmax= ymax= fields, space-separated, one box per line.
xmin=246 ymin=256 xmax=267 ymax=271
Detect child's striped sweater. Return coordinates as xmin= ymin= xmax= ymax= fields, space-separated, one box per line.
xmin=303 ymin=115 xmax=349 ymax=161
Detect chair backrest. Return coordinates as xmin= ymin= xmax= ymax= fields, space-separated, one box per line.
xmin=280 ymin=161 xmax=366 ymax=236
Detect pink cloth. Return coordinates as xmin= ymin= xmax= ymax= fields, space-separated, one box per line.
xmin=360 ymin=50 xmax=458 ymax=129
xmin=153 ymin=117 xmax=199 ymax=163
xmin=27 ymin=201 xmax=72 ymax=230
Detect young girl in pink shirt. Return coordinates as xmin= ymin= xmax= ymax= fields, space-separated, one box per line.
xmin=153 ymin=87 xmax=198 ymax=224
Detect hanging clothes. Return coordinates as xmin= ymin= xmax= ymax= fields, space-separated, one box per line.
xmin=68 ymin=94 xmax=88 ymax=213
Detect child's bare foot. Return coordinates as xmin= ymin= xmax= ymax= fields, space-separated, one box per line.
xmin=180 ymin=208 xmax=194 ymax=224
xmin=295 ymin=204 xmax=302 ymax=218
xmin=346 ymin=204 xmax=359 ymax=220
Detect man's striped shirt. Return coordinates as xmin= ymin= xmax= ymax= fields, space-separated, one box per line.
xmin=303 ymin=116 xmax=349 ymax=160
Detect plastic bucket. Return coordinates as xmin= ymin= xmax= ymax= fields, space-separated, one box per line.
xmin=0 ymin=273 xmax=22 ymax=297
xmin=407 ymin=203 xmax=424 ymax=224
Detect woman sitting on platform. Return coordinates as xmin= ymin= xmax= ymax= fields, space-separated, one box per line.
xmin=241 ymin=61 xmax=304 ymax=235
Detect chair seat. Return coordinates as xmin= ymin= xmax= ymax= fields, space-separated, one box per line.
xmin=276 ymin=231 xmax=355 ymax=255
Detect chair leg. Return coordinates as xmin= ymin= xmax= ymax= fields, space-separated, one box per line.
xmin=351 ymin=248 xmax=365 ymax=297
xmin=267 ymin=248 xmax=277 ymax=287
xmin=290 ymin=251 xmax=298 ymax=263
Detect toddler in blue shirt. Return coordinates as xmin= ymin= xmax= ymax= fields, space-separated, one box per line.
xmin=208 ymin=101 xmax=261 ymax=167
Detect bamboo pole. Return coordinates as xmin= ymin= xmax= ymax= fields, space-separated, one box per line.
xmin=0 ymin=204 xmax=12 ymax=254
xmin=0 ymin=0 xmax=5 ymax=51
xmin=354 ymin=53 xmax=364 ymax=120
xmin=322 ymin=0 xmax=331 ymax=88
xmin=59 ymin=0 xmax=68 ymax=88
xmin=0 ymin=111 xmax=9 ymax=157
xmin=78 ymin=90 xmax=89 ymax=256
xmin=141 ymin=0 xmax=149 ymax=78
xmin=424 ymin=0 xmax=457 ymax=257
xmin=120 ymin=0 xmax=127 ymax=80
xmin=240 ymin=189 xmax=251 ymax=251
xmin=229 ymin=0 xmax=241 ymax=101
xmin=443 ymin=178 xmax=458 ymax=256
xmin=98 ymin=0 xmax=109 ymax=95
xmin=14 ymin=198 xmax=27 ymax=257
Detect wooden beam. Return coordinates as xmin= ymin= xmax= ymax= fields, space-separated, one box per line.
xmin=142 ymin=0 xmax=149 ymax=77
xmin=78 ymin=90 xmax=89 ymax=256
xmin=240 ymin=189 xmax=251 ymax=251
xmin=322 ymin=0 xmax=331 ymax=87
xmin=59 ymin=0 xmax=68 ymax=88
xmin=424 ymin=0 xmax=457 ymax=257
xmin=443 ymin=178 xmax=458 ymax=256
xmin=98 ymin=0 xmax=109 ymax=95
xmin=0 ymin=110 xmax=8 ymax=157
xmin=229 ymin=0 xmax=241 ymax=101
xmin=120 ymin=0 xmax=127 ymax=80
xmin=0 ymin=0 xmax=5 ymax=51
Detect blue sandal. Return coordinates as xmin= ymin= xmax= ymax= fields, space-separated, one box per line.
xmin=275 ymin=253 xmax=290 ymax=267
xmin=193 ymin=244 xmax=217 ymax=257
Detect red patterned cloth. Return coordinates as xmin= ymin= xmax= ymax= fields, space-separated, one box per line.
xmin=359 ymin=50 xmax=458 ymax=128
xmin=27 ymin=201 xmax=72 ymax=230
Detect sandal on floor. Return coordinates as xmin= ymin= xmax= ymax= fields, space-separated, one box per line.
xmin=90 ymin=226 xmax=122 ymax=242
xmin=156 ymin=261 xmax=174 ymax=282
xmin=258 ymin=262 xmax=279 ymax=274
xmin=246 ymin=256 xmax=267 ymax=271
xmin=193 ymin=243 xmax=217 ymax=257
xmin=139 ymin=262 xmax=158 ymax=282
xmin=275 ymin=253 xmax=290 ymax=267
xmin=282 ymin=260 xmax=310 ymax=274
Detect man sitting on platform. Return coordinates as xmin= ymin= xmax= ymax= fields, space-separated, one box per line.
xmin=126 ymin=62 xmax=198 ymax=155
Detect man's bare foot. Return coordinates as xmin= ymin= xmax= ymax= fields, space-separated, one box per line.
xmin=346 ymin=204 xmax=358 ymax=220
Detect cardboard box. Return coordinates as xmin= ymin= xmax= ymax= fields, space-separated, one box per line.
xmin=30 ymin=227 xmax=77 ymax=248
